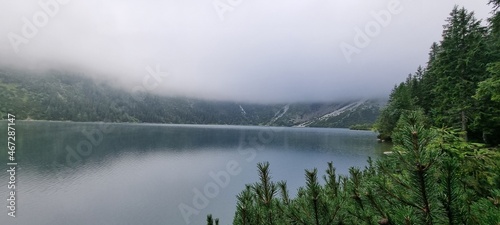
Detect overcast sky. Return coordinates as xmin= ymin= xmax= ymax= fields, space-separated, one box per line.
xmin=0 ymin=0 xmax=495 ymax=103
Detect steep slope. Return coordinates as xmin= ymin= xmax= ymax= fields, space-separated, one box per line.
xmin=307 ymin=100 xmax=384 ymax=128
xmin=263 ymin=100 xmax=384 ymax=128
xmin=0 ymin=68 xmax=385 ymax=127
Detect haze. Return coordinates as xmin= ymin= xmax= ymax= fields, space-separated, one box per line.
xmin=0 ymin=0 xmax=494 ymax=103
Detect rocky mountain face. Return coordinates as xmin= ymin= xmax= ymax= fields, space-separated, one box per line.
xmin=261 ymin=99 xmax=385 ymax=128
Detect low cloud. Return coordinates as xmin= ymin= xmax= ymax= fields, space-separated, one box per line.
xmin=0 ymin=0 xmax=493 ymax=103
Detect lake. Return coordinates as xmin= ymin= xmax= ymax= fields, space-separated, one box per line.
xmin=0 ymin=121 xmax=390 ymax=225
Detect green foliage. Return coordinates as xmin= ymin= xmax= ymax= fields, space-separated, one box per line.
xmin=375 ymin=75 xmax=420 ymax=141
xmin=376 ymin=5 xmax=500 ymax=145
xmin=349 ymin=123 xmax=373 ymax=130
xmin=469 ymin=189 xmax=500 ymax=224
xmin=213 ymin=111 xmax=500 ymax=225
xmin=433 ymin=128 xmax=500 ymax=197
xmin=476 ymin=63 xmax=500 ymax=103
xmin=430 ymin=7 xmax=488 ymax=139
xmin=377 ymin=111 xmax=441 ymax=224
xmin=206 ymin=214 xmax=219 ymax=225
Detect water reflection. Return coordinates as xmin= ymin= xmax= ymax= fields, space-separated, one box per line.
xmin=0 ymin=121 xmax=389 ymax=225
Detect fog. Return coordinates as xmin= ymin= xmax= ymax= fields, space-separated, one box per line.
xmin=0 ymin=0 xmax=494 ymax=103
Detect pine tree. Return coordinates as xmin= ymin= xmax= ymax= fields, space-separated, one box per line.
xmin=473 ymin=63 xmax=500 ymax=145
xmin=377 ymin=111 xmax=441 ymax=224
xmin=429 ymin=6 xmax=489 ymax=141
xmin=471 ymin=0 xmax=500 ymax=145
xmin=233 ymin=185 xmax=255 ymax=225
xmin=375 ymin=75 xmax=420 ymax=141
xmin=207 ymin=214 xmax=214 ymax=225
xmin=322 ymin=162 xmax=347 ymax=224
xmin=253 ymin=162 xmax=278 ymax=225
xmin=224 ymin=131 xmax=498 ymax=225
xmin=420 ymin=42 xmax=441 ymax=114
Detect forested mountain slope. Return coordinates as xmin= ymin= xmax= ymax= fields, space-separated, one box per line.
xmin=0 ymin=68 xmax=384 ymax=127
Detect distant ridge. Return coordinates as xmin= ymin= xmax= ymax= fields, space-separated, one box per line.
xmin=0 ymin=68 xmax=385 ymax=127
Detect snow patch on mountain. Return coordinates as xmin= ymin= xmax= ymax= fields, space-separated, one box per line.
xmin=318 ymin=100 xmax=366 ymax=120
xmin=239 ymin=105 xmax=247 ymax=115
xmin=295 ymin=100 xmax=368 ymax=127
xmin=267 ymin=104 xmax=290 ymax=126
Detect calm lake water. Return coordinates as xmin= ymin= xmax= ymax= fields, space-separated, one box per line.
xmin=0 ymin=121 xmax=390 ymax=225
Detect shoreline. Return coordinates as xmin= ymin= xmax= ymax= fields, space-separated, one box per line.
xmin=0 ymin=119 xmax=370 ymax=131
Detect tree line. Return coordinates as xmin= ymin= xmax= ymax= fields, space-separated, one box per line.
xmin=376 ymin=3 xmax=500 ymax=146
xmin=0 ymin=69 xmax=379 ymax=127
xmin=0 ymin=69 xmax=280 ymax=125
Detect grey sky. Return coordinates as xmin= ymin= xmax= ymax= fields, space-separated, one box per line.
xmin=0 ymin=0 xmax=494 ymax=103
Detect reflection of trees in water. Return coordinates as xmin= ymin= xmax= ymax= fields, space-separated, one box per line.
xmin=8 ymin=122 xmax=386 ymax=174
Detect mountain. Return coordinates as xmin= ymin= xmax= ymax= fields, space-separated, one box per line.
xmin=0 ymin=68 xmax=385 ymax=127
xmin=253 ymin=100 xmax=385 ymax=128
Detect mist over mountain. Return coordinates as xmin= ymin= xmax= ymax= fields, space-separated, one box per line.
xmin=0 ymin=0 xmax=492 ymax=103
xmin=0 ymin=68 xmax=384 ymax=127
